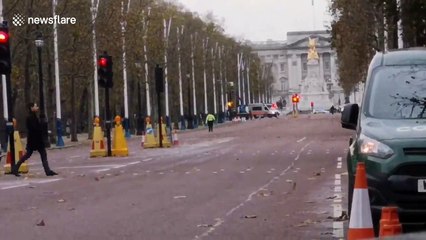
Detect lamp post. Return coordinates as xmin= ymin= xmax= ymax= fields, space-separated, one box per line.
xmin=35 ymin=32 xmax=50 ymax=148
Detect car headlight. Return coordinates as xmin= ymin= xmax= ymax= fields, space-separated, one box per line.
xmin=358 ymin=134 xmax=394 ymax=159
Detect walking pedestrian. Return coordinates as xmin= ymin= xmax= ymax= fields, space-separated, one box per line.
xmin=12 ymin=102 xmax=57 ymax=177
xmin=206 ymin=113 xmax=216 ymax=132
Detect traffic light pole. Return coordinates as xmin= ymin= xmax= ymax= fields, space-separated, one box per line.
xmin=105 ymin=86 xmax=112 ymax=156
xmin=157 ymin=89 xmax=163 ymax=148
xmin=5 ymin=73 xmax=15 ymax=171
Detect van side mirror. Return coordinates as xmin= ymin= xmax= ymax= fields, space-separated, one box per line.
xmin=341 ymin=104 xmax=359 ymax=130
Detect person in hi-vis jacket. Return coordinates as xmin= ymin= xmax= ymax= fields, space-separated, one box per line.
xmin=205 ymin=113 xmax=216 ymax=132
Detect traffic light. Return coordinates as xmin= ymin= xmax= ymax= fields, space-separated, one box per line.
xmin=98 ymin=53 xmax=113 ymax=88
xmin=292 ymin=94 xmax=300 ymax=103
xmin=0 ymin=22 xmax=11 ymax=75
xmin=227 ymin=101 xmax=234 ymax=108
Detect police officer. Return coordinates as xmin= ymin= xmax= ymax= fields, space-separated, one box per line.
xmin=206 ymin=113 xmax=216 ymax=132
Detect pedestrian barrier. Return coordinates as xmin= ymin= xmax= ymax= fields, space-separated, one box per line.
xmin=379 ymin=206 xmax=402 ymax=237
xmin=172 ymin=129 xmax=179 ymax=146
xmin=347 ymin=162 xmax=375 ymax=240
xmin=90 ymin=117 xmax=107 ymax=158
xmin=144 ymin=123 xmax=157 ymax=148
xmin=112 ymin=115 xmax=129 ymax=156
xmin=4 ymin=119 xmax=27 ymax=173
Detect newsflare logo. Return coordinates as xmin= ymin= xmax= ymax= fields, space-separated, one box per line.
xmin=12 ymin=12 xmax=77 ymax=27
xmin=12 ymin=13 xmax=25 ymax=26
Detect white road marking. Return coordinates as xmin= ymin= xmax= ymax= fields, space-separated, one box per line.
xmin=1 ymin=183 xmax=29 ymax=190
xmin=94 ymin=161 xmax=141 ymax=173
xmin=56 ymin=165 xmax=119 ymax=169
xmin=1 ymin=178 xmax=62 ymax=190
xmin=333 ymin=222 xmax=344 ymax=238
xmin=333 ymin=154 xmax=344 ymax=239
xmin=69 ymin=155 xmax=81 ymax=159
xmin=194 ymin=142 xmax=312 ymax=240
xmin=333 ymin=193 xmax=342 ymax=203
xmin=297 ymin=137 xmax=306 ymax=143
xmin=142 ymin=158 xmax=153 ymax=162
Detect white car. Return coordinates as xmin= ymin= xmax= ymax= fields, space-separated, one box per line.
xmin=266 ymin=103 xmax=280 ymax=117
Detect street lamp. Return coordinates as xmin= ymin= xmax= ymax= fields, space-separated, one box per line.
xmin=35 ymin=32 xmax=50 ymax=148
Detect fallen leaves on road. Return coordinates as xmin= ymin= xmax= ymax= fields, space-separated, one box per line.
xmin=292 ymin=182 xmax=297 ymax=191
xmin=57 ymin=199 xmax=66 ymax=203
xmin=36 ymin=220 xmax=45 ymax=226
xmin=197 ymin=224 xmax=213 ymax=228
xmin=314 ymin=172 xmax=321 ymax=176
xmin=304 ymin=201 xmax=315 ymax=204
xmin=28 ymin=185 xmax=36 ymax=189
xmin=94 ymin=177 xmax=100 ymax=181
xmin=326 ymin=196 xmax=337 ymax=200
xmin=327 ymin=211 xmax=349 ymax=221
xmin=68 ymin=207 xmax=76 ymax=211
xmin=258 ymin=190 xmax=273 ymax=197
xmin=308 ymin=177 xmax=316 ymax=180
xmin=295 ymin=219 xmax=319 ymax=227
xmin=243 ymin=215 xmax=257 ymax=219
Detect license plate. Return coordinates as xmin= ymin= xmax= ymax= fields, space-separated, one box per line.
xmin=418 ymin=179 xmax=426 ymax=192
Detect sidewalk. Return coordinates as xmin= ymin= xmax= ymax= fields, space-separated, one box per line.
xmin=16 ymin=133 xmax=93 ymax=151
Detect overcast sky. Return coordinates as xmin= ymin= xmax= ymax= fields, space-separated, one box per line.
xmin=176 ymin=0 xmax=332 ymax=42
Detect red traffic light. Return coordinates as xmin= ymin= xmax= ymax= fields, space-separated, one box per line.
xmin=0 ymin=31 xmax=8 ymax=44
xmin=98 ymin=57 xmax=108 ymax=68
xmin=292 ymin=94 xmax=300 ymax=103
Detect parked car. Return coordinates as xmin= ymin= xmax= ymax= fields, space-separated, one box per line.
xmin=341 ymin=48 xmax=426 ymax=235
xmin=266 ymin=103 xmax=280 ymax=116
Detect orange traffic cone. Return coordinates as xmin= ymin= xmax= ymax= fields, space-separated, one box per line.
xmin=379 ymin=206 xmax=402 ymax=237
xmin=347 ymin=162 xmax=375 ymax=240
xmin=141 ymin=131 xmax=145 ymax=148
xmin=172 ymin=130 xmax=179 ymax=146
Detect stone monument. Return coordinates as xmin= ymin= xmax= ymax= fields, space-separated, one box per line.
xmin=300 ymin=37 xmax=331 ymax=110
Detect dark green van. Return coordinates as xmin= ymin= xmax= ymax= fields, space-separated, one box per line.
xmin=341 ymin=48 xmax=426 ymax=234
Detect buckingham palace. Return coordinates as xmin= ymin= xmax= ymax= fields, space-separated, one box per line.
xmin=250 ymin=30 xmax=362 ymax=111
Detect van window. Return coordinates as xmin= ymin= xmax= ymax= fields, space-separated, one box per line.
xmin=367 ymin=65 xmax=426 ymax=119
xmin=252 ymin=106 xmax=262 ymax=111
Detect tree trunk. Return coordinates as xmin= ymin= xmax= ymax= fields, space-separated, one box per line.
xmin=71 ymin=76 xmax=78 ymax=142
xmin=385 ymin=0 xmax=399 ymax=49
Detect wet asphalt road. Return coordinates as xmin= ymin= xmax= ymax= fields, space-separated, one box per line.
xmin=0 ymin=113 xmax=352 ymax=240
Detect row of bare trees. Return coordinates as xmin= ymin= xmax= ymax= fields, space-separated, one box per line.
xmin=330 ymin=0 xmax=426 ymax=95
xmin=0 ymin=0 xmax=266 ymax=141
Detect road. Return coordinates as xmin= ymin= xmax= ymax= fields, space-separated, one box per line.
xmin=0 ymin=114 xmax=352 ymax=240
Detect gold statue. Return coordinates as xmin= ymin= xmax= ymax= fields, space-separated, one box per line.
xmin=307 ymin=37 xmax=319 ymax=61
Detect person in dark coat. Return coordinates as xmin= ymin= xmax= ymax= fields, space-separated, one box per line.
xmin=12 ymin=102 xmax=57 ymax=177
